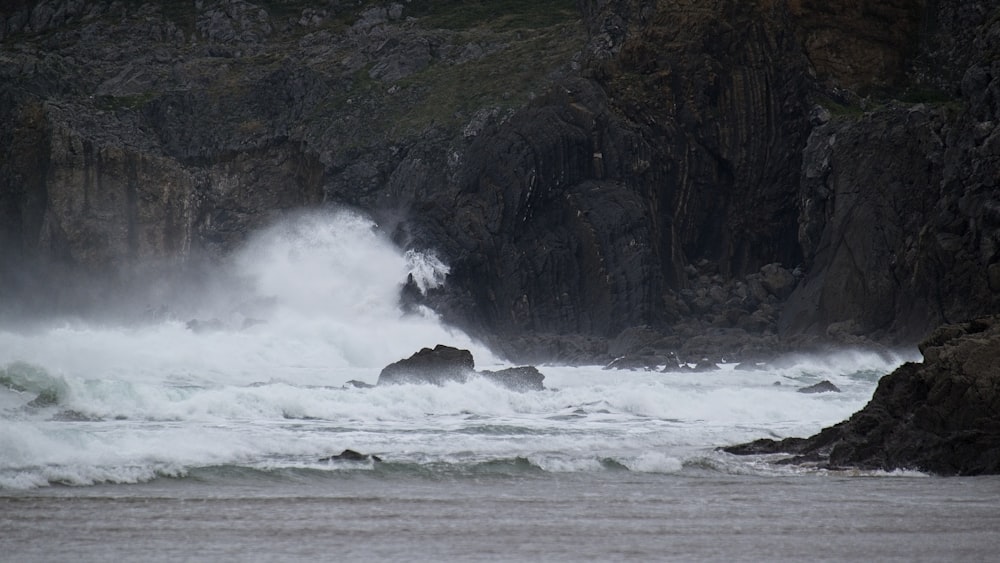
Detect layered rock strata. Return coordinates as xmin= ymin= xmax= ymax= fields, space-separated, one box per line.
xmin=0 ymin=0 xmax=997 ymax=363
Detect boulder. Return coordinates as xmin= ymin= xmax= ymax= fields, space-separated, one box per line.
xmin=320 ymin=449 xmax=382 ymax=463
xmin=477 ymin=366 xmax=545 ymax=392
xmin=377 ymin=345 xmax=475 ymax=386
xmin=797 ymin=380 xmax=841 ymax=394
xmin=378 ymin=345 xmax=545 ymax=391
xmin=724 ymin=315 xmax=1000 ymax=475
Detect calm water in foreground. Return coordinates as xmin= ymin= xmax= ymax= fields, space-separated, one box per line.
xmin=5 ymin=468 xmax=1000 ymax=561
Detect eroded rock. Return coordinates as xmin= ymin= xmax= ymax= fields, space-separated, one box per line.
xmin=377 ymin=345 xmax=545 ymax=391
xmin=724 ymin=315 xmax=1000 ymax=475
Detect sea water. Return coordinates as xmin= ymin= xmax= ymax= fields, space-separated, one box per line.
xmin=2 ymin=210 xmax=999 ymax=561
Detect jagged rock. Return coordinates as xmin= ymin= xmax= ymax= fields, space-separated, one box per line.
xmin=724 ymin=315 xmax=1000 ymax=475
xmin=378 ymin=345 xmax=545 ymax=391
xmin=377 ymin=345 xmax=475 ymax=386
xmin=758 ymin=263 xmax=797 ymax=300
xmin=797 ymin=380 xmax=841 ymax=394
xmin=691 ymin=360 xmax=720 ymax=373
xmin=320 ymin=449 xmax=382 ymax=463
xmin=604 ymin=350 xmax=677 ymax=371
xmin=477 ymin=366 xmax=545 ymax=392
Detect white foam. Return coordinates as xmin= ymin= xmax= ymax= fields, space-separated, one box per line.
xmin=0 ymin=211 xmax=913 ymax=489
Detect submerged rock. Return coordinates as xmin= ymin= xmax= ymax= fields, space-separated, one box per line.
xmin=724 ymin=316 xmax=1000 ymax=476
xmin=377 ymin=345 xmax=545 ymax=391
xmin=797 ymin=380 xmax=841 ymax=394
xmin=320 ymin=449 xmax=382 ymax=463
xmin=477 ymin=366 xmax=545 ymax=392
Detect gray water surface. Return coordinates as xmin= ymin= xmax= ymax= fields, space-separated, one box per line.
xmin=4 ymin=471 xmax=999 ymax=562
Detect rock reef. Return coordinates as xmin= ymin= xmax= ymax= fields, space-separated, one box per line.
xmin=724 ymin=316 xmax=1000 ymax=476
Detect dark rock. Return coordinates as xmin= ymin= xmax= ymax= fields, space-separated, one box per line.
xmin=488 ymin=333 xmax=609 ymax=366
xmin=758 ymin=263 xmax=797 ymax=300
xmin=343 ymin=380 xmax=374 ymax=389
xmin=378 ymin=345 xmax=545 ymax=391
xmin=377 ymin=345 xmax=475 ymax=386
xmin=797 ymin=380 xmax=841 ymax=394
xmin=725 ymin=315 xmax=1000 ymax=476
xmin=604 ymin=352 xmax=676 ymax=371
xmin=691 ymin=360 xmax=720 ymax=373
xmin=608 ymin=326 xmax=666 ymax=358
xmin=320 ymin=449 xmax=382 ymax=463
xmin=477 ymin=366 xmax=545 ymax=392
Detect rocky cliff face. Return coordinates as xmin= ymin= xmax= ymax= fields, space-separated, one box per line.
xmin=725 ymin=315 xmax=1000 ymax=475
xmin=782 ymin=0 xmax=1000 ymax=343
xmin=1 ymin=0 xmax=997 ymax=362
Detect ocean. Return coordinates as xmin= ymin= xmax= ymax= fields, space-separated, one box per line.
xmin=3 ymin=210 xmax=999 ymax=561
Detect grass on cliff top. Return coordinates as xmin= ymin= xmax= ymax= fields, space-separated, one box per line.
xmin=814 ymin=84 xmax=966 ymax=120
xmin=312 ymin=2 xmax=583 ymax=144
xmin=384 ymin=23 xmax=582 ymax=139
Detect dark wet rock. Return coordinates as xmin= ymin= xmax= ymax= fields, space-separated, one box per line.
xmin=487 ymin=333 xmax=609 ymax=366
xmin=343 ymin=380 xmax=374 ymax=389
xmin=320 ymin=449 xmax=382 ymax=463
xmin=604 ymin=353 xmax=674 ymax=371
xmin=724 ymin=315 xmax=1000 ymax=476
xmin=797 ymin=380 xmax=841 ymax=394
xmin=477 ymin=366 xmax=545 ymax=392
xmin=377 ymin=345 xmax=475 ymax=387
xmin=378 ymin=345 xmax=545 ymax=391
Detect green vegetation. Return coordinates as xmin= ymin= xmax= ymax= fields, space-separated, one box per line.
xmin=385 ymin=24 xmax=581 ymax=135
xmin=305 ymin=1 xmax=584 ymax=144
xmin=814 ymin=95 xmax=864 ymax=118
xmin=94 ymin=92 xmax=158 ymax=112
xmin=897 ymin=86 xmax=958 ymax=105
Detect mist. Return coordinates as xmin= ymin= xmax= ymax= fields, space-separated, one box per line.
xmin=0 ymin=208 xmax=497 ymax=383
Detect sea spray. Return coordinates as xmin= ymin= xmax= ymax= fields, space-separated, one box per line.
xmin=0 ymin=210 xmax=917 ymax=489
xmin=0 ymin=209 xmax=496 ymax=387
xmin=0 ymin=355 xmax=908 ymax=489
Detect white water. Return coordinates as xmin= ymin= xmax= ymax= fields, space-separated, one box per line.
xmin=10 ymin=210 xmax=1000 ymax=562
xmin=0 ymin=209 xmax=917 ymax=490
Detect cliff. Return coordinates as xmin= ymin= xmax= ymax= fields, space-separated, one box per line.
xmin=724 ymin=315 xmax=1000 ymax=475
xmin=1 ymin=0 xmax=997 ymax=362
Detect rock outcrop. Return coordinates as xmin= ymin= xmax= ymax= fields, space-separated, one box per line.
xmin=378 ymin=344 xmax=476 ymax=387
xmin=724 ymin=316 xmax=1000 ymax=475
xmin=797 ymin=380 xmax=840 ymax=394
xmin=377 ymin=345 xmax=545 ymax=391
xmin=319 ymin=449 xmax=382 ymax=463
